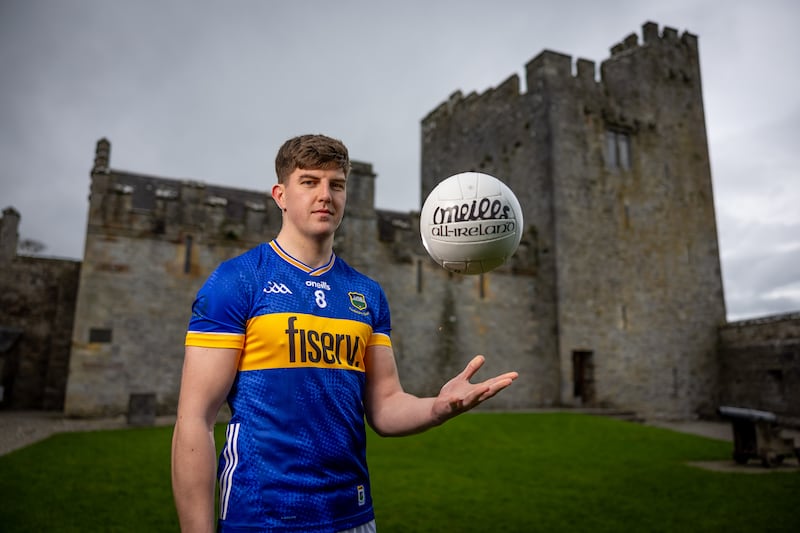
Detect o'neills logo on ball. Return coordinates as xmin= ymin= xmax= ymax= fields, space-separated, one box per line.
xmin=430 ymin=198 xmax=516 ymax=239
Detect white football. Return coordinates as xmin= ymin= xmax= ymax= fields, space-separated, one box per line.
xmin=420 ymin=172 xmax=523 ymax=275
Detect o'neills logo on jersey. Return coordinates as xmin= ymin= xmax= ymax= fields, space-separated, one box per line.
xmin=284 ymin=316 xmax=362 ymax=368
xmin=430 ymin=199 xmax=515 ymax=240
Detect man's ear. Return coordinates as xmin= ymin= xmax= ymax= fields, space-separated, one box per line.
xmin=271 ymin=183 xmax=286 ymax=211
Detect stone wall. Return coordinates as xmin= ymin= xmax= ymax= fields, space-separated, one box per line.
xmin=0 ymin=208 xmax=80 ymax=409
xmin=718 ymin=313 xmax=800 ymax=416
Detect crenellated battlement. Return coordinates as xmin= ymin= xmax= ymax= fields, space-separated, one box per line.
xmin=611 ymin=21 xmax=698 ymax=56
xmin=524 ymin=49 xmax=583 ymax=90
xmin=86 ymin=139 xmax=378 ymax=247
xmin=424 ymin=21 xmax=699 ymax=129
xmin=423 ymin=71 xmax=523 ymax=125
xmin=87 ymin=139 xmax=275 ymax=245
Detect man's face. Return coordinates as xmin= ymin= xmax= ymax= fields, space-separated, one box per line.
xmin=273 ymin=167 xmax=347 ymax=240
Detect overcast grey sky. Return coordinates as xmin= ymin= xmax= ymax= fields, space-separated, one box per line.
xmin=1 ymin=0 xmax=798 ymax=321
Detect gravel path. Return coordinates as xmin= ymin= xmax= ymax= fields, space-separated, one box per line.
xmin=0 ymin=410 xmax=175 ymax=456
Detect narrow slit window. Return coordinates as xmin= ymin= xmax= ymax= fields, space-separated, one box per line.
xmin=605 ymin=130 xmax=631 ymax=171
xmin=617 ymin=133 xmax=630 ymax=170
xmin=605 ymin=131 xmax=618 ymax=168
xmin=184 ymin=235 xmax=193 ymax=274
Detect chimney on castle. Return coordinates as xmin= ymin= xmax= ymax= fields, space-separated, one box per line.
xmin=0 ymin=207 xmax=21 ymax=263
xmin=93 ymin=138 xmax=111 ymax=173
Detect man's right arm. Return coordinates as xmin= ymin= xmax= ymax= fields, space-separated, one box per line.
xmin=171 ymin=345 xmax=240 ymax=533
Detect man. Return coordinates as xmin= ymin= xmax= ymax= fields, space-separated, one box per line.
xmin=171 ymin=134 xmax=519 ymax=532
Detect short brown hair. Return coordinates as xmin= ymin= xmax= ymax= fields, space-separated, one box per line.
xmin=274 ymin=134 xmax=351 ymax=183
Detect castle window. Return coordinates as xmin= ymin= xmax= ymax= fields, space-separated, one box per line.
xmin=184 ymin=235 xmax=193 ymax=274
xmin=89 ymin=328 xmax=112 ymax=343
xmin=605 ymin=130 xmax=631 ymax=171
xmin=132 ymin=183 xmax=156 ymax=210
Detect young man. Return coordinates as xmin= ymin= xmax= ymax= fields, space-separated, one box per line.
xmin=171 ymin=134 xmax=519 ymax=532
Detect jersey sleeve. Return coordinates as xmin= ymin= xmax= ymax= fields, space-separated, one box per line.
xmin=185 ymin=257 xmax=255 ymax=350
xmin=368 ymin=283 xmax=392 ymax=349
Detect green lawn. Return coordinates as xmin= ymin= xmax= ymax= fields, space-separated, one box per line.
xmin=0 ymin=412 xmax=797 ymax=532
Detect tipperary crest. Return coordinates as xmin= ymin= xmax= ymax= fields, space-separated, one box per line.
xmin=348 ymin=292 xmax=367 ymax=311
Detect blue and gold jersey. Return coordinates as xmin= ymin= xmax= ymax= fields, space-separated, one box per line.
xmin=186 ymin=240 xmax=392 ymax=532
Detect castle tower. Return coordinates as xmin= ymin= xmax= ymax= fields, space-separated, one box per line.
xmin=421 ymin=22 xmax=726 ymax=418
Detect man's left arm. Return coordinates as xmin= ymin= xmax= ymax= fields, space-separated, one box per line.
xmin=363 ymin=345 xmax=518 ymax=437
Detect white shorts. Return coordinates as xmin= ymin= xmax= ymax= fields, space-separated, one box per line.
xmin=338 ymin=519 xmax=377 ymax=533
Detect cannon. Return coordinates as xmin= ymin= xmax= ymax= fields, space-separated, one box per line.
xmin=717 ymin=406 xmax=800 ymax=467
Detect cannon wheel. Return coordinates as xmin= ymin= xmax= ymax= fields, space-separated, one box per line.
xmin=733 ymin=451 xmax=750 ymax=465
xmin=761 ymin=452 xmax=783 ymax=468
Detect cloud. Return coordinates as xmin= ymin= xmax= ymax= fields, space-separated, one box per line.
xmin=1 ymin=0 xmax=798 ymax=321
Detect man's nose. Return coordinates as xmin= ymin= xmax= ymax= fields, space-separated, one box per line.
xmin=318 ymin=182 xmax=332 ymax=201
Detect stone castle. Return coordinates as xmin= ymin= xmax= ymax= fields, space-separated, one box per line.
xmin=1 ymin=22 xmax=797 ymax=420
